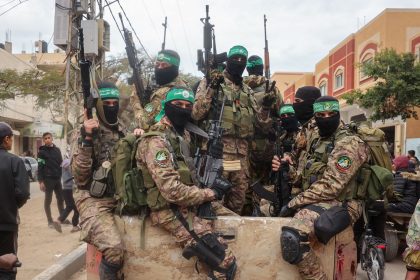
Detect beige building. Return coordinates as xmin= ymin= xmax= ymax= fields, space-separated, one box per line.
xmin=272 ymin=8 xmax=420 ymax=157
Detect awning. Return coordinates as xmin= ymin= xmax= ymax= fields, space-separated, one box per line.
xmin=20 ymin=122 xmax=63 ymax=138
xmin=12 ymin=129 xmax=20 ymax=136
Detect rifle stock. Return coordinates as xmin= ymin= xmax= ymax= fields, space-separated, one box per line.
xmin=119 ymin=13 xmax=150 ymax=107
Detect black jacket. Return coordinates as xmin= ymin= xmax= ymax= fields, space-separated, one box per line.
xmin=388 ymin=170 xmax=418 ymax=214
xmin=0 ymin=148 xmax=30 ymax=231
xmin=37 ymin=144 xmax=63 ymax=181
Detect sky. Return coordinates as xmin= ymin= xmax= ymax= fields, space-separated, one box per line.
xmin=0 ymin=0 xmax=419 ymax=77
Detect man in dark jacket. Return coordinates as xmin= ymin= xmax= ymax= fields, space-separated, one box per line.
xmin=0 ymin=122 xmax=30 ymax=279
xmin=388 ymin=155 xmax=419 ymax=214
xmin=37 ymin=132 xmax=64 ymax=231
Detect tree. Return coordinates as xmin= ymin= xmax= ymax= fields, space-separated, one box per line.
xmin=343 ymin=48 xmax=420 ymax=121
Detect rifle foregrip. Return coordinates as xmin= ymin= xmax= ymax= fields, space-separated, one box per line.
xmin=197 ymin=201 xmax=215 ymax=220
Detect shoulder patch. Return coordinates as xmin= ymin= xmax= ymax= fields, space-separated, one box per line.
xmin=144 ymin=103 xmax=154 ymax=113
xmin=154 ymin=150 xmax=170 ymax=167
xmin=335 ymin=155 xmax=352 ymax=172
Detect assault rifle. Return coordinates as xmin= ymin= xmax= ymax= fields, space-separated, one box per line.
xmin=196 ymin=5 xmax=227 ymax=82
xmin=119 ymin=13 xmax=150 ymax=107
xmin=78 ymin=28 xmax=98 ymax=119
xmin=263 ymin=14 xmax=270 ymax=79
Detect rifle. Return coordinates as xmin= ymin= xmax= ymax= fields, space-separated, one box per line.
xmin=263 ymin=14 xmax=270 ymax=79
xmin=78 ymin=28 xmax=98 ymax=119
xmin=119 ymin=13 xmax=150 ymax=107
xmin=196 ymin=5 xmax=227 ymax=82
xmin=161 ymin=16 xmax=167 ymax=51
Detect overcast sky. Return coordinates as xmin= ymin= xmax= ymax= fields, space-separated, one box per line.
xmin=0 ymin=0 xmax=419 ymax=76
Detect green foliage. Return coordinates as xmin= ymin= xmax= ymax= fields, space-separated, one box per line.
xmin=343 ymin=48 xmax=420 ymax=121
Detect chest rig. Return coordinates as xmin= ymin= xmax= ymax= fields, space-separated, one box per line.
xmin=139 ymin=128 xmax=197 ymax=211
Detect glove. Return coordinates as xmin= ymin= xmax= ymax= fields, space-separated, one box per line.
xmin=208 ymin=140 xmax=223 ymax=159
xmin=211 ymin=177 xmax=232 ymax=200
xmin=262 ymin=92 xmax=276 ymax=108
xmin=279 ymin=205 xmax=296 ymax=217
xmin=209 ymin=70 xmax=224 ymax=89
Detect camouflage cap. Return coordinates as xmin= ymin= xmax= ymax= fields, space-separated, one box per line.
xmin=155 ymin=87 xmax=194 ymax=122
xmin=228 ymin=45 xmax=248 ymax=58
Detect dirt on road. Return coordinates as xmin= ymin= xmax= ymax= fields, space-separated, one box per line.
xmin=16 ymin=183 xmax=83 ymax=280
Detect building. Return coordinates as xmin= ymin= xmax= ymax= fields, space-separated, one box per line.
xmin=0 ymin=43 xmax=66 ymax=156
xmin=272 ymin=8 xmax=420 ymax=157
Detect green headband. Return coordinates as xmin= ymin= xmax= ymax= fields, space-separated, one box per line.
xmin=279 ymin=105 xmax=295 ymax=115
xmin=247 ymin=58 xmax=263 ymax=68
xmin=155 ymin=88 xmax=194 ymax=122
xmin=313 ymin=101 xmax=340 ymax=113
xmin=157 ymin=52 xmax=180 ymax=67
xmin=228 ymin=45 xmax=248 ymax=58
xmin=99 ymin=87 xmax=120 ymax=100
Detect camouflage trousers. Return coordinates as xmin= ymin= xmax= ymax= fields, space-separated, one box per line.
xmin=150 ymin=205 xmax=236 ymax=280
xmin=75 ymin=190 xmax=124 ymax=265
xmin=286 ymin=201 xmax=362 ymax=280
xmin=222 ymin=153 xmax=250 ymax=215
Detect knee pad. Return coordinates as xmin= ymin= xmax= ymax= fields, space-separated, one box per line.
xmin=280 ymin=226 xmax=310 ymax=264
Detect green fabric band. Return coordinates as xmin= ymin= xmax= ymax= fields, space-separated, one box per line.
xmin=313 ymin=101 xmax=340 ymax=113
xmin=247 ymin=57 xmax=263 ymax=68
xmin=157 ymin=52 xmax=180 ymax=67
xmin=228 ymin=45 xmax=248 ymax=58
xmin=279 ymin=105 xmax=295 ymax=115
xmin=155 ymin=87 xmax=194 ymax=122
xmin=99 ymin=88 xmax=120 ymax=100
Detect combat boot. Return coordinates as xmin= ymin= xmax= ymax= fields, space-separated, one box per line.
xmin=98 ymin=258 xmax=122 ymax=280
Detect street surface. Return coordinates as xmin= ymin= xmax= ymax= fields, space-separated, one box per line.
xmin=19 ymin=182 xmax=407 ymax=279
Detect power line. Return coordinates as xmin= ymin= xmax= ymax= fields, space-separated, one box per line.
xmin=0 ymin=0 xmax=17 ymax=9
xmin=103 ymin=0 xmax=124 ymax=40
xmin=116 ymin=0 xmax=152 ymax=62
xmin=175 ymin=0 xmax=195 ymax=72
xmin=141 ymin=0 xmax=160 ymax=44
xmin=0 ymin=0 xmax=29 ymax=17
xmin=36 ymin=32 xmax=54 ymax=65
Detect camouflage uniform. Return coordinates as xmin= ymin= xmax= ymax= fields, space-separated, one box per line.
xmin=192 ymin=71 xmax=272 ymax=214
xmin=131 ymin=77 xmax=187 ymax=130
xmin=71 ymin=123 xmax=125 ymax=265
xmin=403 ymin=199 xmax=420 ymax=271
xmin=285 ymin=126 xmax=369 ymax=279
xmin=242 ymin=75 xmax=283 ymax=215
xmin=136 ymin=121 xmax=236 ymax=279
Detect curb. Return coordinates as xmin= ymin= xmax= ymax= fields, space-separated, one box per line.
xmin=32 ymin=244 xmax=86 ymax=280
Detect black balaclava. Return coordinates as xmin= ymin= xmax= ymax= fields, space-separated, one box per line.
xmin=313 ymin=96 xmax=341 ymax=138
xmin=281 ymin=115 xmax=299 ymax=133
xmin=97 ymin=81 xmax=120 ymax=128
xmin=293 ymin=86 xmax=321 ymax=125
xmin=164 ymin=102 xmax=192 ymax=134
xmin=155 ymin=49 xmax=180 ymax=86
xmin=246 ymin=55 xmax=264 ymax=76
xmin=226 ymin=55 xmax=247 ymax=85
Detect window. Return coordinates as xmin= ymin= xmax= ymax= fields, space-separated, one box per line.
xmin=360 ymin=55 xmax=373 ymax=80
xmin=319 ymin=81 xmax=327 ymax=96
xmin=334 ymin=69 xmax=344 ymax=90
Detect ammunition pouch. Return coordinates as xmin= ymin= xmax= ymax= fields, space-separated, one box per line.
xmin=280 ymin=226 xmax=310 ymax=264
xmin=90 ymin=166 xmax=112 ymax=198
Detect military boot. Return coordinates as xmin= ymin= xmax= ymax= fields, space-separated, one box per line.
xmin=98 ymin=258 xmax=122 ymax=280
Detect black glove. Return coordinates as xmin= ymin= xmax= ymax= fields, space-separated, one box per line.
xmin=262 ymin=92 xmax=276 ymax=108
xmin=208 ymin=140 xmax=223 ymax=159
xmin=279 ymin=205 xmax=296 ymax=217
xmin=209 ymin=70 xmax=224 ymax=89
xmin=211 ymin=177 xmax=232 ymax=200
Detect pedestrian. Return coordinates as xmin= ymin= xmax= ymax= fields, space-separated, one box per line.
xmin=136 ymin=87 xmax=237 ymax=280
xmin=72 ymin=81 xmax=126 ymax=279
xmin=273 ymin=96 xmax=369 ymax=279
xmin=0 ymin=122 xmax=30 ymax=280
xmin=37 ymin=132 xmax=64 ymax=232
xmin=192 ymin=45 xmax=274 ymax=214
xmin=403 ymin=199 xmax=420 ymax=280
xmin=54 ymin=158 xmax=79 ymax=233
xmin=408 ymin=150 xmax=419 ymax=171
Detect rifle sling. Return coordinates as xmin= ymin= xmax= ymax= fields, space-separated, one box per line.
xmin=252 ymin=180 xmax=277 ymax=203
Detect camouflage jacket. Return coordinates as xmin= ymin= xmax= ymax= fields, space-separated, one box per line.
xmin=71 ymin=122 xmax=126 ymax=189
xmin=288 ymin=126 xmax=369 ymax=210
xmin=192 ymin=72 xmax=272 ymax=155
xmin=131 ymin=77 xmax=187 ymax=130
xmin=403 ymin=199 xmax=420 ymax=270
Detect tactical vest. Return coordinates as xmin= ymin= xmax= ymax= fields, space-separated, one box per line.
xmin=92 ymin=124 xmax=125 ymax=169
xmin=206 ymin=81 xmax=255 ymax=139
xmin=301 ymin=128 xmax=358 ymax=201
xmin=139 ymin=130 xmax=196 ymax=211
